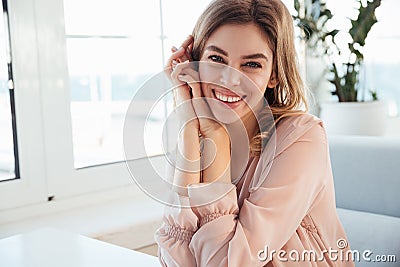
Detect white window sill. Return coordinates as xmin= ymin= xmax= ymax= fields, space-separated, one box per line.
xmin=0 ymin=185 xmax=164 ymax=250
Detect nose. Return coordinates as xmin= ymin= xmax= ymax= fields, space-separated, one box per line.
xmin=219 ymin=66 xmax=241 ymax=88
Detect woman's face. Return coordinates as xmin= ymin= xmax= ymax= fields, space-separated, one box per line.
xmin=199 ymin=23 xmax=278 ymax=126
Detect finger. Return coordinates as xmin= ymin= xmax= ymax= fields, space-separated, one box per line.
xmin=189 ymin=75 xmax=202 ymax=99
xmin=186 ymin=43 xmax=193 ymax=61
xmin=175 ymin=47 xmax=189 ymax=63
xmin=177 ymin=35 xmax=194 ymax=63
xmin=166 ymin=35 xmax=194 ymax=71
xmin=171 ymin=62 xmax=194 ymax=103
xmin=175 ymin=83 xmax=192 ymax=104
xmin=168 ymin=47 xmax=185 ymax=63
xmin=177 ymin=74 xmax=198 ymax=101
xmin=177 ymin=74 xmax=210 ymax=117
xmin=172 ymin=60 xmax=178 ymax=70
xmin=174 ymin=67 xmax=198 ymax=81
xmin=185 ymin=38 xmax=194 ymax=61
xmin=174 ymin=81 xmax=197 ymax=123
xmin=173 ymin=79 xmax=193 ymax=106
xmin=171 ymin=60 xmax=192 ymax=82
xmin=178 ymin=74 xmax=201 ymax=100
xmin=186 ymin=47 xmax=192 ymax=62
xmin=165 ymin=47 xmax=186 ymax=70
xmin=180 ymin=35 xmax=194 ymax=51
xmin=179 ymin=74 xmax=214 ymax=120
xmin=177 ymin=72 xmax=200 ymax=89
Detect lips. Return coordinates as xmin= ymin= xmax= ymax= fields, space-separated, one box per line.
xmin=213 ymin=88 xmax=242 ymax=97
xmin=215 ymin=91 xmax=241 ymax=103
xmin=211 ymin=88 xmax=245 ymax=108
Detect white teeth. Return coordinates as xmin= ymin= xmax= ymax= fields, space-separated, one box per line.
xmin=215 ymin=91 xmax=241 ymax=103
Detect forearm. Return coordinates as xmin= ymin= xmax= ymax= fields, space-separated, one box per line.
xmin=173 ymin=125 xmax=201 ymax=196
xmin=201 ymin=129 xmax=231 ymax=184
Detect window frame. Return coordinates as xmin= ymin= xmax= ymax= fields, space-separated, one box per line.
xmin=31 ymin=0 xmax=139 ymax=199
xmin=0 ymin=0 xmax=48 ymax=210
xmin=0 ymin=0 xmax=138 ymax=210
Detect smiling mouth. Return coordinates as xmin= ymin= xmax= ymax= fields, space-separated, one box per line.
xmin=212 ymin=89 xmax=246 ymax=104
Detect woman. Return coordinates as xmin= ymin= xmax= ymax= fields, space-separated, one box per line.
xmin=155 ymin=0 xmax=354 ymax=266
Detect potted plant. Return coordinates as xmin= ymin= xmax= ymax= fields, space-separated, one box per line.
xmin=293 ymin=0 xmax=386 ymax=136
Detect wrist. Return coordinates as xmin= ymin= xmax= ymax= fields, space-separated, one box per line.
xmin=181 ymin=119 xmax=199 ymax=132
xmin=204 ymin=128 xmax=230 ymax=151
xmin=177 ymin=130 xmax=200 ymax=161
xmin=173 ymin=126 xmax=201 ymax=194
xmin=204 ymin=127 xmax=229 ymax=141
xmin=201 ymin=129 xmax=231 ymax=184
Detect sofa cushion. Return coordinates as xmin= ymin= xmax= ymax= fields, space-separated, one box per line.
xmin=337 ymin=208 xmax=400 ymax=266
xmin=329 ymin=136 xmax=400 ymax=218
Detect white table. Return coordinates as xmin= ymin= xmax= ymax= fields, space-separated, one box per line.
xmin=0 ymin=228 xmax=160 ymax=267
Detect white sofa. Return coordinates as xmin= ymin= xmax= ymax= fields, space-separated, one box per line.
xmin=329 ymin=136 xmax=400 ymax=266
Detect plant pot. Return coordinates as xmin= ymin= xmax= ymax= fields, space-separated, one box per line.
xmin=319 ymin=101 xmax=387 ymax=136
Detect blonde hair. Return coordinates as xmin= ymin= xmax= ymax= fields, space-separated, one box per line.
xmin=192 ymin=0 xmax=308 ymax=155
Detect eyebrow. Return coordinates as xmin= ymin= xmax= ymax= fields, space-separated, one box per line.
xmin=204 ymin=45 xmax=268 ymax=61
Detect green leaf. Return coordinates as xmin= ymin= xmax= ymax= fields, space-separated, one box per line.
xmin=349 ymin=0 xmax=381 ymax=46
xmin=294 ymin=0 xmax=300 ymax=13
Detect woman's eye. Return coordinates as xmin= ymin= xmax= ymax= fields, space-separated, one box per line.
xmin=209 ymin=55 xmax=224 ymax=63
xmin=244 ymin=62 xmax=262 ymax=68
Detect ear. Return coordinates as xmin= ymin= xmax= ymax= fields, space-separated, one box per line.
xmin=267 ymin=73 xmax=279 ymax=88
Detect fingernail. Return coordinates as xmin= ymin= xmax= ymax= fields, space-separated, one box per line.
xmin=178 ymin=46 xmax=184 ymax=52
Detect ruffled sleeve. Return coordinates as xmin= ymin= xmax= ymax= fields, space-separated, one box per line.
xmin=154 ymin=147 xmax=199 ymax=266
xmin=155 ymin=192 xmax=199 ymax=267
xmin=154 ymin=181 xmax=237 ymax=266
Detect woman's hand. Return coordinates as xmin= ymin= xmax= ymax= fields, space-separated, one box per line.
xmin=166 ymin=35 xmax=199 ymax=130
xmin=176 ymin=67 xmax=231 ymax=185
xmin=167 ymin=36 xmax=231 ymax=188
xmin=166 ymin=36 xmax=201 ymax=195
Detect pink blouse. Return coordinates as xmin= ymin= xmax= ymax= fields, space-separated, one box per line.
xmin=155 ymin=113 xmax=355 ymax=266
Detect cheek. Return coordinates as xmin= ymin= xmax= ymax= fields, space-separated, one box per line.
xmin=198 ymin=62 xmax=224 ymax=84
xmin=246 ymin=73 xmax=270 ymax=98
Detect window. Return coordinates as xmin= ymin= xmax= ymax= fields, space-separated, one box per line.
xmin=63 ymin=0 xmax=164 ymax=168
xmin=0 ymin=0 xmax=48 ymax=210
xmin=63 ymin=0 xmax=216 ymax=168
xmin=362 ymin=0 xmax=400 ymax=116
xmin=0 ymin=0 xmax=19 ymax=182
xmin=326 ymin=0 xmax=400 ymax=114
